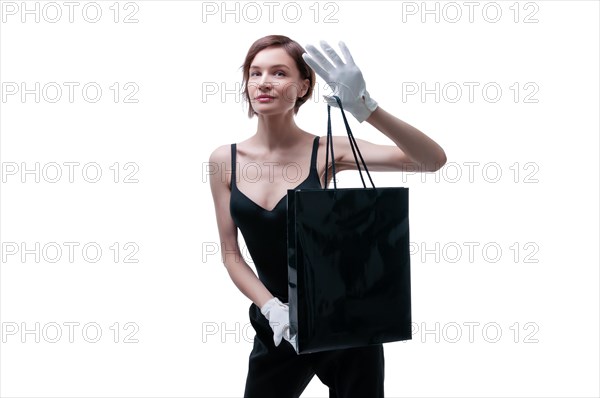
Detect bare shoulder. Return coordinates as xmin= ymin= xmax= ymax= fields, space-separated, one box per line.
xmin=208 ymin=143 xmax=231 ymax=164
xmin=208 ymin=144 xmax=233 ymax=190
xmin=317 ymin=135 xmax=351 ymax=145
xmin=316 ymin=135 xmax=353 ymax=172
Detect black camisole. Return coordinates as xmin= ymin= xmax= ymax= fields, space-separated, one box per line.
xmin=230 ymin=135 xmax=322 ymax=301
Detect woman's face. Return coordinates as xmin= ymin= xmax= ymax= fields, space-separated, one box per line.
xmin=248 ymin=47 xmax=309 ymax=116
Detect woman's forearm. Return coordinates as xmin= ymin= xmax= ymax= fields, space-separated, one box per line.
xmin=225 ymin=259 xmax=274 ymax=308
xmin=366 ymin=106 xmax=447 ymax=171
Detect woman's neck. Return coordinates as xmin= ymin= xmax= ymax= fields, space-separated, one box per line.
xmin=254 ymin=112 xmax=305 ymax=150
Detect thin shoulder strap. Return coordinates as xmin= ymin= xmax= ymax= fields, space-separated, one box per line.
xmin=310 ymin=136 xmax=320 ymax=172
xmin=230 ymin=143 xmax=236 ymax=189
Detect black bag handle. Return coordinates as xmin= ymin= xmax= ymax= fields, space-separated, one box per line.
xmin=324 ymin=95 xmax=376 ymax=190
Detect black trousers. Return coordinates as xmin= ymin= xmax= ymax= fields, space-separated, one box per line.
xmin=244 ymin=303 xmax=385 ymax=398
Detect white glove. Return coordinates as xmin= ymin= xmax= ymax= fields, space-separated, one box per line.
xmin=260 ymin=297 xmax=297 ymax=350
xmin=302 ymin=40 xmax=378 ymax=123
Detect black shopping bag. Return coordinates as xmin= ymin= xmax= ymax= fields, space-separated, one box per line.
xmin=287 ymin=96 xmax=412 ymax=354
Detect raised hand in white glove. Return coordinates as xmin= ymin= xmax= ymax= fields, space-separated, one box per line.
xmin=260 ymin=297 xmax=297 ymax=350
xmin=302 ymin=40 xmax=378 ymax=123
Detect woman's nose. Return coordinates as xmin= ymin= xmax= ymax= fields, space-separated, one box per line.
xmin=258 ymin=75 xmax=273 ymax=89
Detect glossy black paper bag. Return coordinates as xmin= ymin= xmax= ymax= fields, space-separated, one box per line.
xmin=287 ymin=96 xmax=412 ymax=354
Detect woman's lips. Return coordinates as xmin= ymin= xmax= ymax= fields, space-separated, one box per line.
xmin=256 ymin=96 xmax=275 ymax=102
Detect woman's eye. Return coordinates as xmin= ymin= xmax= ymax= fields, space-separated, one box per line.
xmin=250 ymin=70 xmax=286 ymax=77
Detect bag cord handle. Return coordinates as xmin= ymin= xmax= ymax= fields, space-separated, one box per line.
xmin=324 ymin=95 xmax=376 ymax=190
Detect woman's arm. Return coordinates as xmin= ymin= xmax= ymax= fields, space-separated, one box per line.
xmin=303 ymin=40 xmax=447 ymax=173
xmin=326 ymin=105 xmax=447 ymax=174
xmin=208 ymin=145 xmax=274 ymax=309
xmin=364 ymin=105 xmax=447 ymax=172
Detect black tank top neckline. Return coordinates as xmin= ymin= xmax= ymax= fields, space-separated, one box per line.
xmin=230 ymin=135 xmax=321 ymax=212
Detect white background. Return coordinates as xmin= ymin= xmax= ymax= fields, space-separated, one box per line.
xmin=1 ymin=1 xmax=598 ymax=397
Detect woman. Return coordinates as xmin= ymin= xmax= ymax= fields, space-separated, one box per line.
xmin=209 ymin=35 xmax=446 ymax=398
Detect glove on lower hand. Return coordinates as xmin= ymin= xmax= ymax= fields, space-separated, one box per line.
xmin=302 ymin=40 xmax=378 ymax=123
xmin=260 ymin=297 xmax=297 ymax=349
